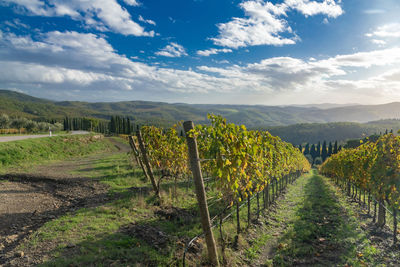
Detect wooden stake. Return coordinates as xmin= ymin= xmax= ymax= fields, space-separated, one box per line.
xmin=128 ymin=136 xmax=149 ymax=181
xmin=183 ymin=121 xmax=219 ymax=266
xmin=136 ymin=130 xmax=160 ymax=200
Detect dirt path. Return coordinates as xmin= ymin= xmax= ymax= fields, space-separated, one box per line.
xmin=253 ymin=170 xmax=400 ymax=266
xmin=0 ymin=131 xmax=89 ymax=143
xmin=0 ymin=137 xmax=131 ymax=266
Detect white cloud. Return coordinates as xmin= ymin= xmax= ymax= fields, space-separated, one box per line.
xmin=211 ymin=0 xmax=342 ymax=49
xmin=211 ymin=1 xmax=295 ymax=48
xmin=198 ymin=47 xmax=400 ymax=95
xmin=214 ymin=59 xmax=230 ymax=64
xmin=2 ymin=0 xmax=154 ymax=37
xmin=319 ymin=47 xmax=400 ymax=68
xmin=3 ymin=18 xmax=30 ymax=29
xmin=138 ymin=15 xmax=156 ymax=26
xmin=1 ymin=30 xmax=400 ymax=104
xmin=2 ymin=0 xmax=50 ymax=16
xmin=123 ymin=0 xmax=140 ymax=6
xmin=285 ymin=0 xmax=343 ymax=18
xmin=366 ymin=23 xmax=400 ymax=39
xmin=196 ymin=48 xmax=232 ymax=56
xmin=371 ymin=39 xmax=386 ymax=46
xmin=155 ymin=42 xmax=188 ymax=57
xmin=0 ymin=61 xmax=111 ymax=85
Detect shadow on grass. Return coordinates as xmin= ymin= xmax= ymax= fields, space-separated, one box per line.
xmin=37 ymin=193 xmax=204 ymax=267
xmin=273 ymin=173 xmax=368 ymax=266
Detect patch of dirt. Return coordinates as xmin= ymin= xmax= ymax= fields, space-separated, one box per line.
xmin=155 ymin=206 xmax=197 ymax=226
xmin=0 ymin=137 xmax=130 ymax=266
xmin=351 ymin=205 xmax=400 ymax=265
xmin=120 ymin=223 xmax=170 ymax=251
xmin=0 ymin=175 xmax=112 ymax=266
xmin=107 ymin=137 xmax=131 ymax=153
xmin=128 ymin=186 xmax=153 ymax=195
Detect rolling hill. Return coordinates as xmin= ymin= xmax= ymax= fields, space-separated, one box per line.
xmin=1 ymin=89 xmax=400 ymax=129
xmin=267 ymin=120 xmax=400 ymax=144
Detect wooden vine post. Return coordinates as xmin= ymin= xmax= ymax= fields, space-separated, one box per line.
xmin=136 ymin=130 xmax=161 ymax=200
xmin=128 ymin=136 xmax=149 ymax=181
xmin=183 ymin=121 xmax=219 ymax=267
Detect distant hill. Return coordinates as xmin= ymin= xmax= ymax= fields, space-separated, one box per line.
xmin=1 ymin=90 xmax=400 ymax=128
xmin=287 ymin=103 xmax=359 ymax=109
xmin=268 ymin=119 xmax=400 ymax=145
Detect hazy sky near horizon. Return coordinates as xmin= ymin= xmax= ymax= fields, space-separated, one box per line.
xmin=0 ymin=0 xmax=400 ymax=105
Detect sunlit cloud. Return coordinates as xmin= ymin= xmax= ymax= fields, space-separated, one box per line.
xmin=155 ymin=42 xmax=188 ymax=57
xmin=211 ymin=0 xmax=342 ymax=49
xmin=1 ymin=0 xmax=154 ymax=36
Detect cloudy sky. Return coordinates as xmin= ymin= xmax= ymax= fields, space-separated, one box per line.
xmin=0 ymin=0 xmax=400 ymax=105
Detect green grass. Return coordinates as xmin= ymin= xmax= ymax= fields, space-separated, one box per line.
xmin=20 ymin=148 xmax=290 ymax=266
xmin=0 ymin=134 xmax=114 ymax=171
xmin=19 ymin=151 xmax=203 ymax=266
xmin=71 ymin=153 xmax=148 ymax=192
xmin=13 ymin=149 xmax=385 ymax=267
xmin=271 ymin=170 xmax=380 ymax=266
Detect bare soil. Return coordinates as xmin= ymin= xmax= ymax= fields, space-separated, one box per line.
xmin=0 ymin=138 xmax=130 ymax=266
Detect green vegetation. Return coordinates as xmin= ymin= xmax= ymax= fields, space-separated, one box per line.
xmin=0 ymin=134 xmax=114 ymax=170
xmin=7 ymin=140 xmax=397 ymax=266
xmin=270 ymin=171 xmax=380 ymax=266
xmin=268 ymin=120 xmax=400 ymax=145
xmin=321 ymin=133 xmax=400 ymax=238
xmin=22 ymin=152 xmax=201 ymax=266
xmin=19 ymin=150 xmax=302 ymax=266
xmin=0 ymin=113 xmax=63 ymax=134
xmin=3 ymin=90 xmax=400 ymax=130
xmin=63 ymin=116 xmax=109 ymax=133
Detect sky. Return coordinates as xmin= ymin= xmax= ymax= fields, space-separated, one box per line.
xmin=0 ymin=0 xmax=400 ymax=105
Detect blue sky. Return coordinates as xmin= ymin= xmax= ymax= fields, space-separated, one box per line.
xmin=0 ymin=0 xmax=400 ymax=105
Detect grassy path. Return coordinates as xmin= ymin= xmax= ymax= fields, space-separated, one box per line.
xmin=253 ymin=170 xmax=381 ymax=266
xmin=4 ymin=147 xmax=397 ymax=267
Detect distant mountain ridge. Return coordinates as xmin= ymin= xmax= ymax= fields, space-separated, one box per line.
xmin=1 ymin=89 xmax=400 ymax=128
xmin=267 ymin=119 xmax=400 ymax=145
xmin=287 ymin=103 xmax=360 ymax=109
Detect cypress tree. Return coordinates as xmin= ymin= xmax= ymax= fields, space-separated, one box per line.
xmin=328 ymin=142 xmax=333 ymax=156
xmin=316 ymin=141 xmax=321 ymax=158
xmin=63 ymin=117 xmax=68 ymax=131
xmin=321 ymin=141 xmax=328 ymax=161
xmin=122 ymin=117 xmax=126 ymax=134
xmin=126 ymin=117 xmax=131 ymax=134
xmin=304 ymin=143 xmax=310 ymax=155
xmin=333 ymin=141 xmax=338 ymax=154
xmin=310 ymin=144 xmax=316 ymax=161
xmin=110 ymin=116 xmax=115 ymax=134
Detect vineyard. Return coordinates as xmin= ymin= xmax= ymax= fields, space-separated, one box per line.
xmin=127 ymin=115 xmax=400 ymax=265
xmin=128 ymin=114 xmax=311 ymax=265
xmin=320 ymin=133 xmax=400 ymax=245
xmin=2 ymin=116 xmax=400 ymax=266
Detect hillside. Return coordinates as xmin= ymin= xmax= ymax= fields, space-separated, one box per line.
xmin=1 ymin=90 xmax=400 ymax=128
xmin=268 ymin=119 xmax=400 ymax=144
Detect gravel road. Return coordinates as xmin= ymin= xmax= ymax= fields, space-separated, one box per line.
xmin=0 ymin=131 xmax=89 ymax=143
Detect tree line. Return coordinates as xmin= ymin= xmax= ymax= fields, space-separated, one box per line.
xmin=299 ymin=140 xmax=342 ymax=165
xmin=0 ymin=114 xmax=63 ymax=133
xmin=63 ymin=115 xmax=135 ymax=135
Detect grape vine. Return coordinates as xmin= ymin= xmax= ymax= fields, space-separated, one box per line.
xmin=320 ymin=134 xmax=400 ymax=243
